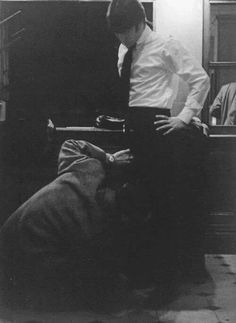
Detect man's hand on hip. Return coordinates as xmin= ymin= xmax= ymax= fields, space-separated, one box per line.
xmin=154 ymin=115 xmax=188 ymax=135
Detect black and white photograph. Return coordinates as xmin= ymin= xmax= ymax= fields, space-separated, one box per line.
xmin=0 ymin=0 xmax=236 ymax=322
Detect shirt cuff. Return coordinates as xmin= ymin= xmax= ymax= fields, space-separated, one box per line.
xmin=177 ymin=98 xmax=203 ymax=124
xmin=177 ymin=108 xmax=195 ymax=124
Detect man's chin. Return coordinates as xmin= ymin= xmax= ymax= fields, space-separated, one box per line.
xmin=126 ymin=43 xmax=134 ymax=48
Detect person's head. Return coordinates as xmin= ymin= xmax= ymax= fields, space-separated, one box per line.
xmin=106 ymin=0 xmax=146 ymax=48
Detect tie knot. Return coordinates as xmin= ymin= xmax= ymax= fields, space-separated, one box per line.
xmin=128 ymin=43 xmax=136 ymax=52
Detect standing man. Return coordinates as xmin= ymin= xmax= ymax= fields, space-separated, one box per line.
xmin=106 ymin=0 xmax=210 ymax=286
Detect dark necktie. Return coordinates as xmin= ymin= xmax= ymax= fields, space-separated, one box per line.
xmin=120 ymin=45 xmax=135 ymax=107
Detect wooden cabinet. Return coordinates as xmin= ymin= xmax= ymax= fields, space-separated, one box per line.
xmin=207 ymin=135 xmax=236 ymax=253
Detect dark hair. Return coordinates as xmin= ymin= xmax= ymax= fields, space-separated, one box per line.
xmin=106 ymin=0 xmax=146 ymax=33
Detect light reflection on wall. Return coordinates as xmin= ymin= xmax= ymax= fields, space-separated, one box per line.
xmin=155 ymin=0 xmax=203 ymax=117
xmin=156 ymin=0 xmax=202 ymax=62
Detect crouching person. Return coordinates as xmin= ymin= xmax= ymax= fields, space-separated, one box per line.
xmin=0 ymin=140 xmax=134 ymax=311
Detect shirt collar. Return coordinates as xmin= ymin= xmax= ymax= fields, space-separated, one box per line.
xmin=136 ymin=24 xmax=152 ymax=46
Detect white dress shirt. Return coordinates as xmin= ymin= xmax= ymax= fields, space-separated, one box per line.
xmin=117 ymin=25 xmax=210 ymax=124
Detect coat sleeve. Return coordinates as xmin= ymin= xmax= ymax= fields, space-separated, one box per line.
xmin=57 ymin=140 xmax=107 ymax=175
xmin=209 ymin=86 xmax=224 ymax=119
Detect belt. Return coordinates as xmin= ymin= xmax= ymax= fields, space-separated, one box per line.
xmin=126 ymin=107 xmax=170 ymax=133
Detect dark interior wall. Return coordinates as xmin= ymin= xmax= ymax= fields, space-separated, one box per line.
xmin=4 ymin=1 xmax=153 ymax=126
xmin=6 ymin=1 xmax=120 ymax=126
xmin=0 ymin=1 xmax=154 ymax=220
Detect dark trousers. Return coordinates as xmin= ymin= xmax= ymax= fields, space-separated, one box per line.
xmin=123 ymin=107 xmax=208 ymax=281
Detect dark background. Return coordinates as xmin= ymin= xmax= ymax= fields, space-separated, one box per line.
xmin=4 ymin=1 xmax=153 ymax=126
xmin=0 ymin=1 xmax=153 ymax=221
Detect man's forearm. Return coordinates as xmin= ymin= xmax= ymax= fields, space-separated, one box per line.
xmin=57 ymin=140 xmax=108 ymax=174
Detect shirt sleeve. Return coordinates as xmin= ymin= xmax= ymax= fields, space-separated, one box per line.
xmin=164 ymin=38 xmax=210 ymax=124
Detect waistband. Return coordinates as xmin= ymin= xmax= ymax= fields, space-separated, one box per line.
xmin=129 ymin=106 xmax=170 ymax=116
